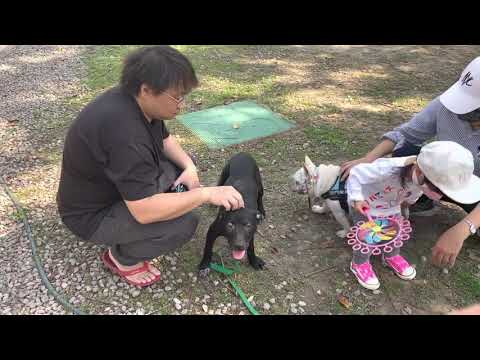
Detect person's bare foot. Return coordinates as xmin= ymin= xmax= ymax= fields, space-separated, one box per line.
xmin=108 ymin=249 xmax=160 ymax=285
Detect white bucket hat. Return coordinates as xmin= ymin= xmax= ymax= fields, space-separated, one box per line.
xmin=439 ymin=57 xmax=480 ymax=114
xmin=417 ymin=141 xmax=480 ymax=204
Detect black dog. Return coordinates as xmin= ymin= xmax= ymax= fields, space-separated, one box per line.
xmin=198 ymin=152 xmax=266 ymax=276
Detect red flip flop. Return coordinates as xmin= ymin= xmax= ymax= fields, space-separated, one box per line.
xmin=101 ymin=250 xmax=161 ymax=288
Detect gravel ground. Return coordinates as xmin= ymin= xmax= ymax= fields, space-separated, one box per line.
xmin=0 ymin=45 xmax=87 ymax=315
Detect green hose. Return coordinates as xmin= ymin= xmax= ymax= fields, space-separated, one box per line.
xmin=209 ymin=262 xmax=260 ymax=315
xmin=0 ymin=175 xmax=86 ymax=315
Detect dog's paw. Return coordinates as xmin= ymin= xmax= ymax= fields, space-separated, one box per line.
xmin=336 ymin=229 xmax=348 ymax=238
xmin=249 ymin=256 xmax=266 ymax=270
xmin=198 ymin=267 xmax=210 ymax=278
xmin=311 ymin=205 xmax=327 ymax=214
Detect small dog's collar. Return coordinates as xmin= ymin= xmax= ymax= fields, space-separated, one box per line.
xmin=305 ymin=174 xmax=319 ymax=194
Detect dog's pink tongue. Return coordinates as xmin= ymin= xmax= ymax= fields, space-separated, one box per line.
xmin=232 ymin=250 xmax=246 ymax=260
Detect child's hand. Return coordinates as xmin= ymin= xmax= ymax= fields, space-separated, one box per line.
xmin=353 ymin=200 xmax=369 ymax=215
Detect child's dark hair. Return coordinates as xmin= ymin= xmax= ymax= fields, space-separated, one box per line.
xmin=120 ymin=46 xmax=199 ymax=97
xmin=400 ymin=164 xmax=414 ymax=188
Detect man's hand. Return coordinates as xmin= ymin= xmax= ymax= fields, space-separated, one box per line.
xmin=202 ymin=186 xmax=245 ymax=211
xmin=173 ymin=166 xmax=200 ymax=190
xmin=340 ymin=156 xmax=372 ymax=181
xmin=431 ymin=224 xmax=468 ymax=268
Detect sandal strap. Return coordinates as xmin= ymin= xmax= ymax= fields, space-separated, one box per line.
xmin=116 ymin=261 xmax=151 ymax=277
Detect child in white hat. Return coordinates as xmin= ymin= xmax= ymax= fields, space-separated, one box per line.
xmin=347 ymin=141 xmax=480 ymax=290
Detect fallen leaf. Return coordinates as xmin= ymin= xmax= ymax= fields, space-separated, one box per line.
xmin=319 ymin=240 xmax=336 ymax=249
xmin=402 ymin=306 xmax=412 ymax=315
xmin=337 ymin=295 xmax=352 ymax=310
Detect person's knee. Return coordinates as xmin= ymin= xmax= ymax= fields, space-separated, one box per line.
xmin=186 ymin=212 xmax=200 ymax=235
xmin=123 ymin=212 xmax=200 ymax=259
xmin=175 ymin=212 xmax=200 ymax=241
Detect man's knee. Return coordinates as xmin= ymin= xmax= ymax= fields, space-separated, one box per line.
xmin=171 ymin=211 xmax=199 ymax=242
xmin=183 ymin=211 xmax=200 ymax=236
xmin=127 ymin=212 xmax=200 ymax=258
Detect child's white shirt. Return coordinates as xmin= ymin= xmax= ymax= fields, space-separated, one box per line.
xmin=346 ymin=158 xmax=424 ymax=217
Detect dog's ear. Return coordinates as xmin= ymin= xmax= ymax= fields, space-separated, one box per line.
xmin=304 ymin=155 xmax=316 ymax=177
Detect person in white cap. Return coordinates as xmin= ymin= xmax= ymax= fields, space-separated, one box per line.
xmin=340 ymin=56 xmax=480 ymax=268
xmin=347 ymin=141 xmax=480 ymax=290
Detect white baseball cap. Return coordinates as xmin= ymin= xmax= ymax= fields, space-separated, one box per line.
xmin=439 ymin=57 xmax=480 ymax=114
xmin=417 ymin=141 xmax=480 ymax=204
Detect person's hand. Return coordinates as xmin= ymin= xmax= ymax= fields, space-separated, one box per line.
xmin=173 ymin=166 xmax=200 ymax=190
xmin=340 ymin=156 xmax=373 ymax=181
xmin=202 ymin=186 xmax=245 ymax=211
xmin=353 ymin=200 xmax=369 ymax=215
xmin=431 ymin=224 xmax=468 ymax=268
xmin=449 ymin=304 xmax=480 ymax=315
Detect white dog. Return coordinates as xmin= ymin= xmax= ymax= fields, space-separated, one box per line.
xmin=290 ymin=156 xmax=351 ymax=238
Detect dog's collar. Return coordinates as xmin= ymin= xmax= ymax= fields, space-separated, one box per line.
xmin=305 ymin=174 xmax=319 ymax=194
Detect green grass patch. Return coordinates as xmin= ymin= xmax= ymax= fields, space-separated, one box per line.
xmin=9 ymin=208 xmax=28 ymax=222
xmin=452 ymin=267 xmax=480 ymax=305
xmin=304 ymin=124 xmax=370 ymax=157
xmin=13 ymin=186 xmax=40 ymax=204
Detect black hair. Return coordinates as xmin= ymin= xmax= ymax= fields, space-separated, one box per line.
xmin=400 ymin=164 xmax=414 ymax=188
xmin=458 ymin=108 xmax=480 ymax=122
xmin=120 ymin=46 xmax=199 ymax=97
xmin=401 ymin=164 xmax=443 ymax=194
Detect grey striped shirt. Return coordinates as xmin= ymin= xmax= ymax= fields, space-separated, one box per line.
xmin=383 ymin=97 xmax=480 ymax=176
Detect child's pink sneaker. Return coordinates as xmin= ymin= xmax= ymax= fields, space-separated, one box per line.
xmin=350 ymin=261 xmax=380 ymax=290
xmin=382 ymin=255 xmax=416 ymax=280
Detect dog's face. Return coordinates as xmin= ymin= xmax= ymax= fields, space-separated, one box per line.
xmin=218 ymin=208 xmax=263 ymax=260
xmin=290 ymin=167 xmax=309 ymax=194
xmin=290 ymin=155 xmax=318 ymax=196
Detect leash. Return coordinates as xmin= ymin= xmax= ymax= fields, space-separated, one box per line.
xmin=209 ymin=262 xmax=260 ymax=315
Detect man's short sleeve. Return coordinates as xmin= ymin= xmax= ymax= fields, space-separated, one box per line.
xmin=104 ymin=141 xmax=159 ymax=201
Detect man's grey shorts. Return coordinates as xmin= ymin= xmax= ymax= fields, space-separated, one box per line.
xmin=89 ymin=201 xmax=199 ymax=266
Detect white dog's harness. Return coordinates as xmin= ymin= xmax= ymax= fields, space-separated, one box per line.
xmin=306 ymin=164 xmax=349 ymax=211
xmin=321 ymin=176 xmax=347 ymax=201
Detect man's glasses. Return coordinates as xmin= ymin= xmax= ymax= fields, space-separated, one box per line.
xmin=164 ymin=92 xmax=185 ymax=105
